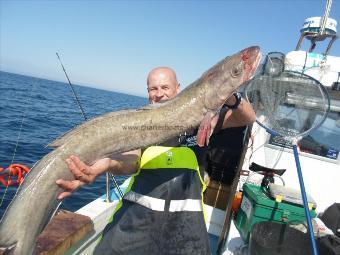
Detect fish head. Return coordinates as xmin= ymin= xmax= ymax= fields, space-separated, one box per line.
xmin=203 ymin=46 xmax=261 ymax=111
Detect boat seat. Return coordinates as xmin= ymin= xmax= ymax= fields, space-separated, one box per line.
xmin=249 ymin=162 xmax=286 ymax=176
xmin=268 ymin=183 xmax=317 ymax=209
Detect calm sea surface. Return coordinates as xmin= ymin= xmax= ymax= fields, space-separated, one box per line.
xmin=0 ymin=71 xmax=148 ymax=218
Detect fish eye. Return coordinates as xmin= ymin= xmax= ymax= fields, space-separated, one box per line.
xmin=231 ymin=64 xmax=242 ymax=77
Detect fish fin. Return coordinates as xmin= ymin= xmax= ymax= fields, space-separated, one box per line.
xmin=47 ymin=125 xmax=82 ymax=148
xmin=47 ymin=130 xmax=73 ymax=148
xmin=197 ymin=112 xmax=221 ymax=147
xmin=137 ymin=101 xmax=170 ymax=111
xmin=211 ymin=112 xmax=220 ymax=129
xmin=47 ymin=111 xmax=115 ymax=148
xmin=197 ymin=113 xmax=211 ymax=147
xmin=48 ymin=109 xmax=137 ymax=147
xmin=0 ymin=244 xmax=16 ymax=255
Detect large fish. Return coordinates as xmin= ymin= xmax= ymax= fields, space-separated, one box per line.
xmin=0 ymin=46 xmax=261 ymax=254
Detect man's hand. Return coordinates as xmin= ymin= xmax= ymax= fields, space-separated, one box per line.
xmin=56 ymin=179 xmax=85 ymax=200
xmin=56 ymin=155 xmax=105 ymax=200
xmin=56 ymin=150 xmax=141 ymax=200
xmin=66 ymin=155 xmax=98 ymax=183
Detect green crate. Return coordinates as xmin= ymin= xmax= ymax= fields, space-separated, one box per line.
xmin=235 ymin=183 xmax=316 ymax=242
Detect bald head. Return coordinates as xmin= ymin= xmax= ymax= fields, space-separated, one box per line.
xmin=147 ymin=67 xmax=180 ymax=104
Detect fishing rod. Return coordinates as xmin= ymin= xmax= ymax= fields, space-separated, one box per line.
xmin=56 ymin=52 xmax=124 ymax=200
xmin=56 ymin=53 xmax=87 ymax=121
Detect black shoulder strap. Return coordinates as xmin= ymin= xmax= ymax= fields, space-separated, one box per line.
xmin=213 ymin=105 xmax=230 ymax=134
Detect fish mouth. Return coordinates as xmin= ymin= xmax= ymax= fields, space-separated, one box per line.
xmin=241 ymin=46 xmax=262 ymax=82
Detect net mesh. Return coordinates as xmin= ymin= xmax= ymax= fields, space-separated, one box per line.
xmin=245 ymin=71 xmax=330 ymax=139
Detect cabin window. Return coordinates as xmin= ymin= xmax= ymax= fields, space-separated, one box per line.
xmin=268 ymin=110 xmax=340 ymax=160
xmin=298 ymin=111 xmax=340 ymax=160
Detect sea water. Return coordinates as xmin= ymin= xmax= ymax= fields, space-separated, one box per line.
xmin=0 ymin=71 xmax=147 ymax=218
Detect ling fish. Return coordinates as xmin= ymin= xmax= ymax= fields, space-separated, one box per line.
xmin=0 ymin=46 xmax=261 ymax=255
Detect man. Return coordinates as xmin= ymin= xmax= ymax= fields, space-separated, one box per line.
xmin=56 ymin=67 xmax=255 ymax=254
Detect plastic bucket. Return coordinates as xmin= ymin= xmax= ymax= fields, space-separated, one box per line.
xmin=249 ymin=221 xmax=312 ymax=255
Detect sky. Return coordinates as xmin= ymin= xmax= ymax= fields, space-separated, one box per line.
xmin=1 ymin=0 xmax=339 ymax=97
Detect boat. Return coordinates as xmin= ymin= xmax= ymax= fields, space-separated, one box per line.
xmin=4 ymin=2 xmax=339 ymax=255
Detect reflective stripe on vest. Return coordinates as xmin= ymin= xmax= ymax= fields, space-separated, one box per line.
xmin=169 ymin=199 xmax=203 ymax=212
xmin=124 ymin=191 xmax=165 ymax=211
xmin=122 ymin=146 xmax=206 ymax=213
xmin=124 ymin=191 xmax=203 ymax=212
xmin=94 ymin=145 xmax=210 ymax=255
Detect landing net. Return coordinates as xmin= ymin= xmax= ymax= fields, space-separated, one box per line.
xmin=245 ymin=71 xmax=330 ymax=140
xmin=244 ymin=68 xmax=330 ymax=255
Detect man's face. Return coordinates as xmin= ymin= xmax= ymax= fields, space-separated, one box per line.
xmin=147 ymin=69 xmax=180 ymax=104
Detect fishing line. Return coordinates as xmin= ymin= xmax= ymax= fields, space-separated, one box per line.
xmin=56 ymin=53 xmax=87 ymax=121
xmin=109 ymin=173 xmax=124 ymax=198
xmin=0 ymin=81 xmax=36 ymax=209
xmin=56 ymin=52 xmax=123 ymax=200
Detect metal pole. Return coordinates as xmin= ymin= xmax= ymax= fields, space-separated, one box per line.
xmin=319 ymin=0 xmax=332 ymax=35
xmin=106 ymin=172 xmax=110 ymax=202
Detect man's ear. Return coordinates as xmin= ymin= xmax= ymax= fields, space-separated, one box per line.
xmin=177 ymin=83 xmax=181 ymax=93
